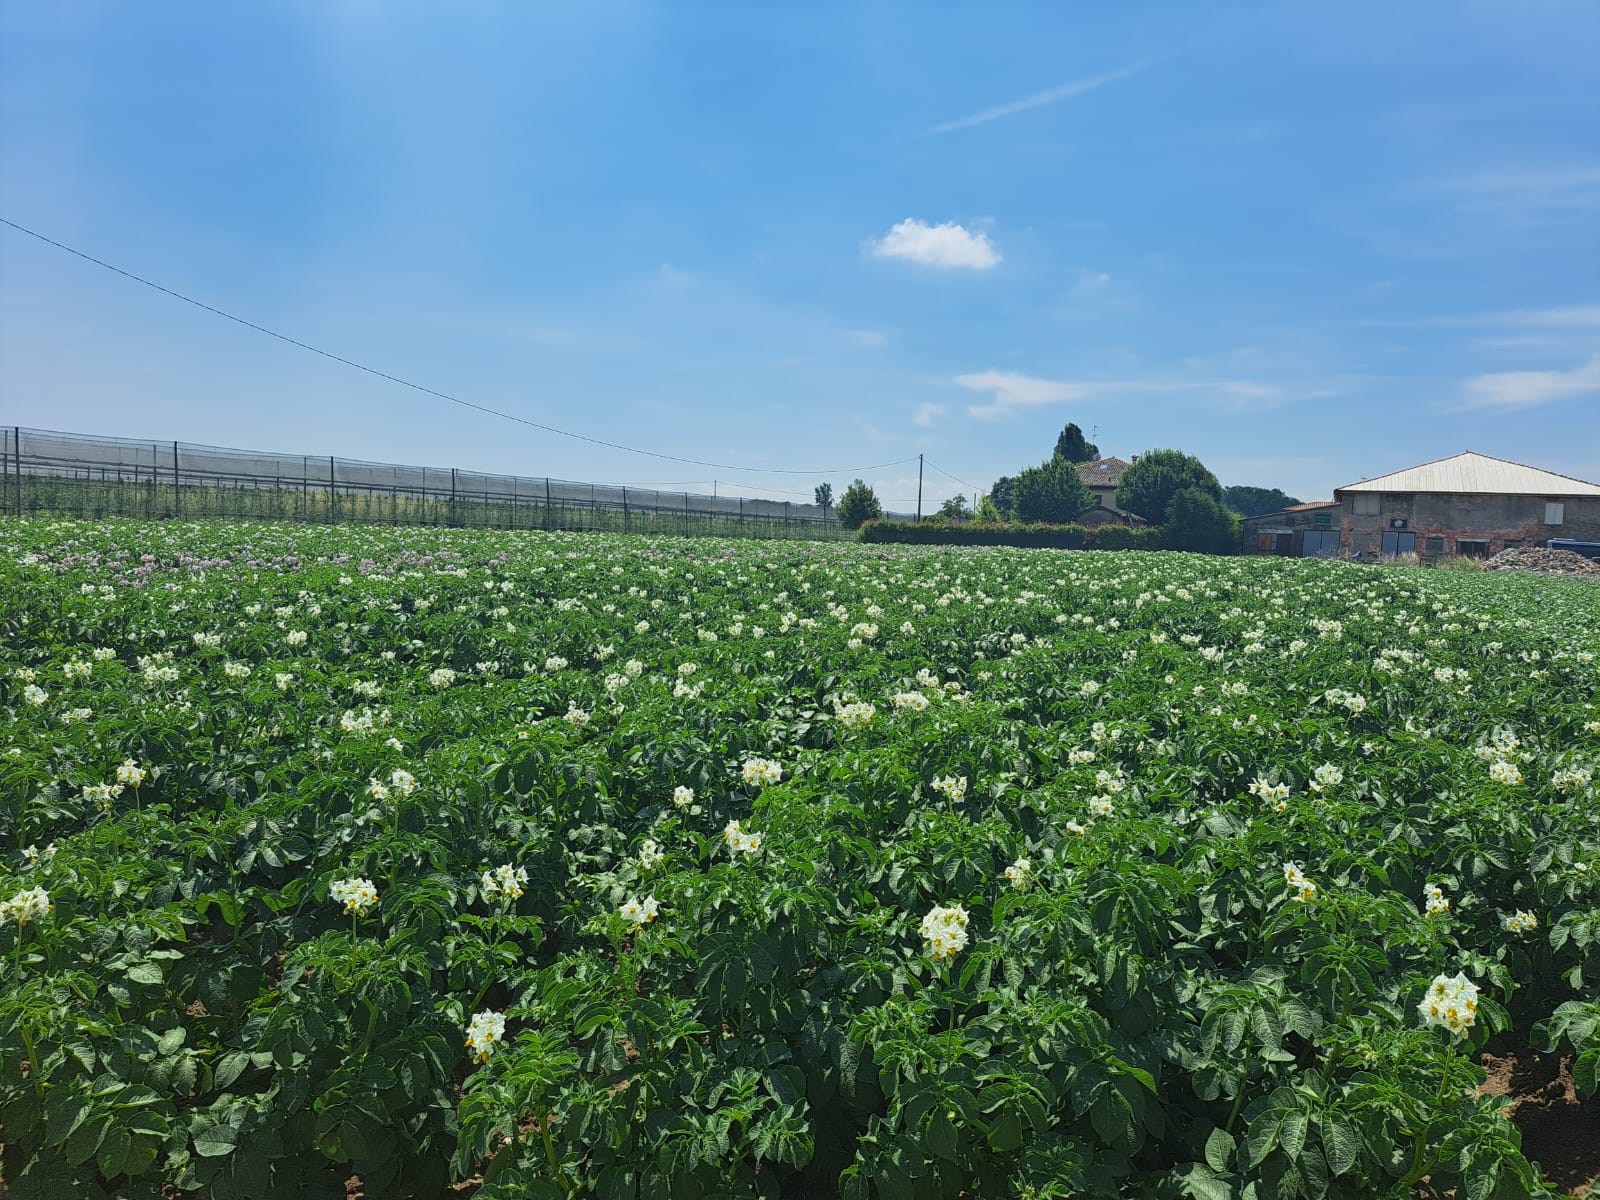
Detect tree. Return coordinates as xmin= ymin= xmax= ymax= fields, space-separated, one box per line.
xmin=1165 ymin=487 xmax=1240 ymax=554
xmin=1010 ymin=458 xmax=1095 ymax=524
xmin=1116 ymin=449 xmax=1223 ymax=525
xmin=989 ymin=475 xmax=1015 ymax=515
xmin=974 ymin=494 xmax=1003 ymax=523
xmin=835 ymin=479 xmax=882 ymax=530
xmin=1222 ymin=485 xmax=1301 ymax=517
xmin=1053 ymin=422 xmax=1100 ymax=464
xmin=813 ymin=482 xmax=833 ymax=517
xmin=937 ymin=494 xmax=971 ymax=521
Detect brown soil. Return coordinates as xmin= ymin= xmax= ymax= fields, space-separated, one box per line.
xmin=1479 ymin=1048 xmax=1600 ymax=1196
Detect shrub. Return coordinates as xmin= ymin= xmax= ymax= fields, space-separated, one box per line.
xmin=1010 ymin=459 xmax=1094 ymax=524
xmin=835 ymin=479 xmax=883 ymax=530
xmin=1116 ymin=450 xmax=1223 ymax=524
xmin=1164 ymin=487 xmax=1239 ymax=554
xmin=859 ymin=520 xmax=1167 ymax=551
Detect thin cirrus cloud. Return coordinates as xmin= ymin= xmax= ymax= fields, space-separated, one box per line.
xmin=870 ymin=219 xmax=1000 ymax=270
xmin=955 ymin=369 xmax=1287 ymax=420
xmin=928 ymin=57 xmax=1158 ymax=134
xmin=1460 ymin=355 xmax=1600 ymax=411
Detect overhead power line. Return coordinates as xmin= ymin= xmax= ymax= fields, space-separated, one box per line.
xmin=922 ymin=457 xmax=985 ymax=495
xmin=0 ymin=216 xmax=920 ymax=479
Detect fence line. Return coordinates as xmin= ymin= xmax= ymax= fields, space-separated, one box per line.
xmin=0 ymin=427 xmax=910 ymax=540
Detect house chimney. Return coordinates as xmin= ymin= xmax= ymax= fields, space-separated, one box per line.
xmin=1131 ymin=454 xmax=1139 ymax=463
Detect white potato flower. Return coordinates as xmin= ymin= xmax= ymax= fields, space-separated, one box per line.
xmin=330 ymin=877 xmax=379 ymax=916
xmin=1417 ymin=972 xmax=1479 ymax=1038
xmin=464 ymin=1010 xmax=507 ymax=1063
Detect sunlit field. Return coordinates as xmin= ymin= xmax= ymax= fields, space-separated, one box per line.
xmin=2 ymin=518 xmax=1596 ymax=1199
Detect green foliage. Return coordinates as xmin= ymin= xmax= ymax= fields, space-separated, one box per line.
xmin=814 ymin=482 xmax=833 ymax=513
xmin=1009 ymin=458 xmax=1095 ymax=525
xmin=835 ymin=479 xmax=883 ymax=530
xmin=1053 ymin=423 xmax=1100 ymax=464
xmin=1223 ymin=485 xmax=1303 ymax=517
xmin=860 ymin=520 xmax=1166 ymax=550
xmin=937 ymin=495 xmax=971 ymax=521
xmin=1165 ymin=488 xmax=1241 ymax=554
xmin=988 ymin=476 xmax=1014 ymax=515
xmin=973 ymin=495 xmax=1003 ymax=524
xmin=1116 ymin=449 xmax=1224 ymax=524
xmin=1 ymin=517 xmax=1596 ymax=1198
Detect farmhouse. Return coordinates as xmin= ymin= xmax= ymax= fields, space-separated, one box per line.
xmin=1245 ymin=451 xmax=1600 ymax=560
xmin=1072 ymin=456 xmax=1146 ymax=527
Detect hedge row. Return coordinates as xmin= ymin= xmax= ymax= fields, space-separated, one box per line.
xmin=857 ymin=520 xmax=1169 ymax=550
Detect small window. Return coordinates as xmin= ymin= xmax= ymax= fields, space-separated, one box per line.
xmin=1456 ymin=539 xmax=1490 ymax=559
xmin=1424 ymin=535 xmax=1446 ymax=555
xmin=1352 ymin=493 xmax=1380 ymax=516
xmin=1312 ymin=511 xmax=1332 ymax=528
xmin=1545 ymin=502 xmax=1565 ymax=525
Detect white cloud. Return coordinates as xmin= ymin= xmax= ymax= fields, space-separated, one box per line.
xmin=955 ymin=366 xmax=1296 ymax=419
xmin=955 ymin=370 xmax=1091 ymax=419
xmin=1461 ymin=355 xmax=1600 ymax=411
xmin=851 ymin=330 xmax=888 ymax=348
xmin=912 ymin=402 xmax=944 ymax=427
xmin=929 ymin=58 xmax=1156 ymax=134
xmin=870 ymin=219 xmax=1000 ymax=270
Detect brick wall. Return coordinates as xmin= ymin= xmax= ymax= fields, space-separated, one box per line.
xmin=1338 ymin=493 xmax=1600 ymax=557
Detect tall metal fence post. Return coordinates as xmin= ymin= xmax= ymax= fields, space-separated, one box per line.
xmin=544 ymin=478 xmax=551 ymax=530
xmin=450 ymin=468 xmax=458 ymax=528
xmin=684 ymin=492 xmax=690 ymax=537
xmin=622 ymin=486 xmax=629 ymax=533
xmin=173 ymin=441 xmax=181 ymax=518
xmin=329 ymin=456 xmax=337 ymax=523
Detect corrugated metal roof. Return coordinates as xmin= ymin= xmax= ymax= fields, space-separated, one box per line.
xmin=1337 ymin=451 xmax=1600 ymax=496
xmin=1282 ymin=501 xmax=1337 ymax=512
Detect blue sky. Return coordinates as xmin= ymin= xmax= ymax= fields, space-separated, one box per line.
xmin=2 ymin=2 xmax=1597 ymax=509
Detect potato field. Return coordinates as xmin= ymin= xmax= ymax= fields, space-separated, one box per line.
xmin=1 ymin=518 xmax=1597 ymax=1199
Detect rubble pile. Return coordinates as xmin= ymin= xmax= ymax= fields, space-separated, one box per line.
xmin=1483 ymin=546 xmax=1600 ymax=577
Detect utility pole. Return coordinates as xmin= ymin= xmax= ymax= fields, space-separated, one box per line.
xmin=916 ymin=454 xmax=923 ymax=524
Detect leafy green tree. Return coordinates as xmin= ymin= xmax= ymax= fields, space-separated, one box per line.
xmin=937 ymin=494 xmax=971 ymax=520
xmin=973 ymin=494 xmax=1003 ymax=523
xmin=835 ymin=478 xmax=882 ymax=530
xmin=813 ymin=482 xmax=833 ymax=516
xmin=1165 ymin=486 xmax=1240 ymax=553
xmin=1116 ymin=449 xmax=1223 ymax=525
xmin=989 ymin=475 xmax=1015 ymax=515
xmin=1223 ymin=485 xmax=1301 ymax=517
xmin=1053 ymin=422 xmax=1100 ymax=464
xmin=1010 ymin=458 xmax=1094 ymax=524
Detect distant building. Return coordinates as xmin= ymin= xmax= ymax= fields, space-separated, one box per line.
xmin=1075 ymin=503 xmax=1148 ymax=528
xmin=1243 ymin=451 xmax=1600 ymax=559
xmin=1240 ymin=501 xmax=1341 ymax=557
xmin=1337 ymin=451 xmax=1600 ymax=560
xmin=1075 ymin=456 xmax=1135 ymax=508
xmin=1072 ymin=456 xmax=1144 ymax=525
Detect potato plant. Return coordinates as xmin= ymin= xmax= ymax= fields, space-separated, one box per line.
xmin=1 ymin=517 xmax=1596 ymax=1199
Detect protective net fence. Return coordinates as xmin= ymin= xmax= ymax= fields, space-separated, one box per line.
xmin=0 ymin=427 xmax=909 ymax=539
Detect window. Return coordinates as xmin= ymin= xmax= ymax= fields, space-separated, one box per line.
xmin=1301 ymin=530 xmax=1341 ymax=558
xmin=1352 ymin=493 xmax=1380 ymax=516
xmin=1424 ymin=535 xmax=1445 ymax=555
xmin=1545 ymin=502 xmax=1565 ymax=525
xmin=1456 ymin=539 xmax=1490 ymax=558
xmin=1381 ymin=531 xmax=1417 ymax=559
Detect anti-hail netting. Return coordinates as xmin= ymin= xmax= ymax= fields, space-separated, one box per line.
xmin=1 ymin=427 xmax=913 ymax=535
